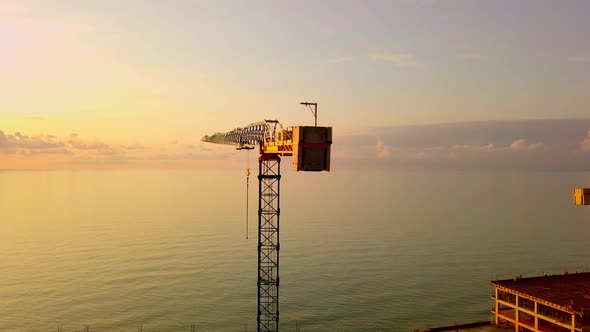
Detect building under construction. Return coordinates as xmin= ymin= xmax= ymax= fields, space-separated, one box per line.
xmin=491 ymin=272 xmax=590 ymax=331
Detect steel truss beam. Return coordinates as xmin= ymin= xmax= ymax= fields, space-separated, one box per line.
xmin=257 ymin=154 xmax=281 ymax=332
xmin=201 ymin=120 xmax=285 ymax=150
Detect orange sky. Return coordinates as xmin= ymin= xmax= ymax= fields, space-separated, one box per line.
xmin=2 ymin=1 xmax=590 ymax=170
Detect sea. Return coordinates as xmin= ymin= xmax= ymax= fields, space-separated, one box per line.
xmin=2 ymin=170 xmax=590 ymax=331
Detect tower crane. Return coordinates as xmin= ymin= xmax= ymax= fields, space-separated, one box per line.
xmin=201 ymin=103 xmax=332 ymax=332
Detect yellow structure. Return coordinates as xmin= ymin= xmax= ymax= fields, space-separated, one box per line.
xmin=491 ymin=273 xmax=590 ymax=331
xmin=260 ymin=125 xmax=332 ymax=171
xmin=574 ymin=188 xmax=590 ymax=206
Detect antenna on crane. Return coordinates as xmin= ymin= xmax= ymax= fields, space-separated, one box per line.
xmin=300 ymin=102 xmax=318 ymax=127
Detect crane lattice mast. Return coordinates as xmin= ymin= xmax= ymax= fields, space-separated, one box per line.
xmin=202 ymin=113 xmax=332 ymax=332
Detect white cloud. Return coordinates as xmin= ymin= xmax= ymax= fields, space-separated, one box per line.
xmin=370 ymin=53 xmax=421 ymax=67
xmin=375 ymin=139 xmax=392 ymax=159
xmin=510 ymin=138 xmax=544 ymax=151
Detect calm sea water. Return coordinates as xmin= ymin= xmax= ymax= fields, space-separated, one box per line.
xmin=2 ymin=170 xmax=590 ymax=331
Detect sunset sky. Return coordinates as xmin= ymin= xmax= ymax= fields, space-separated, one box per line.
xmin=1 ymin=0 xmax=590 ymax=170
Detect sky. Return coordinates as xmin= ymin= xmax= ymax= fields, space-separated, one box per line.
xmin=1 ymin=0 xmax=589 ymax=170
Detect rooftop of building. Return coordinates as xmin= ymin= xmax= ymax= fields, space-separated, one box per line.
xmin=491 ymin=272 xmax=590 ymax=312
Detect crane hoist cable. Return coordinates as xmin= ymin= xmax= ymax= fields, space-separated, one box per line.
xmin=246 ymin=149 xmax=251 ymax=240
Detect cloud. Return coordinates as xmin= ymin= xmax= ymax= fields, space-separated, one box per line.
xmin=580 ymin=131 xmax=590 ymax=152
xmin=0 ymin=128 xmax=245 ymax=170
xmin=450 ymin=143 xmax=496 ymax=151
xmin=121 ymin=144 xmax=145 ymax=150
xmin=4 ymin=119 xmax=590 ymax=171
xmin=369 ymin=53 xmax=421 ymax=67
xmin=509 ymin=139 xmax=544 ymax=151
xmin=568 ymin=56 xmax=590 ymax=63
xmin=61 ymin=133 xmax=121 ymax=157
xmin=68 ymin=138 xmax=105 ymax=150
xmin=0 ymin=130 xmax=64 ymax=151
xmin=0 ymin=130 xmax=119 ymax=157
xmin=447 ymin=140 xmax=544 ymax=155
xmin=334 ymin=118 xmax=590 ymax=171
xmin=375 ymin=139 xmax=392 ymax=159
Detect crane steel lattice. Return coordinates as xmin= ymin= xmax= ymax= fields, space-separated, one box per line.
xmin=202 ymin=117 xmax=332 ymax=332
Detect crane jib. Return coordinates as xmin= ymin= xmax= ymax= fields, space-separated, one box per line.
xmin=202 ymin=120 xmax=331 ymax=172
